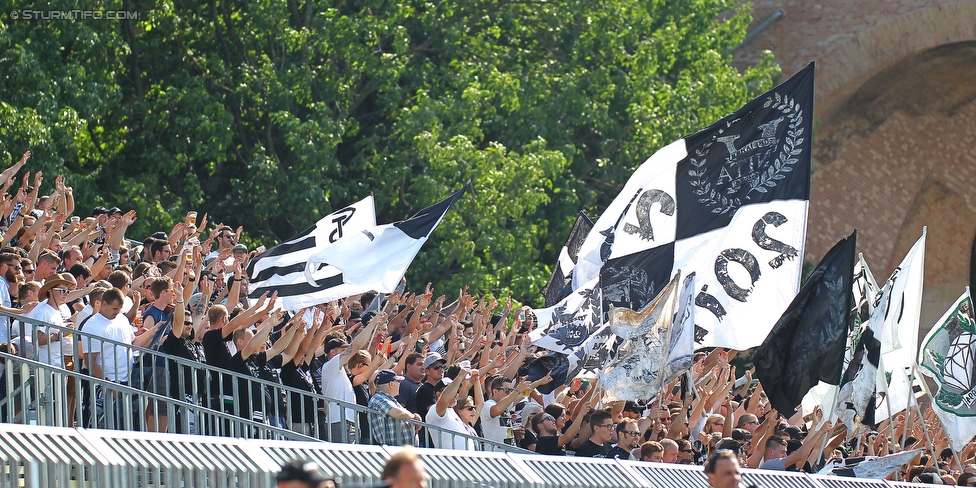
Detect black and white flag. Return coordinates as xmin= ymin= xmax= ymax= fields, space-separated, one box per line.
xmin=573 ymin=64 xmax=814 ymax=350
xmin=247 ymin=196 xmax=376 ymax=310
xmin=301 ymin=185 xmax=467 ymax=305
xmin=529 ymin=277 xmax=617 ymax=384
xmin=600 ymin=271 xmax=696 ymax=402
xmin=531 ymin=276 xmax=604 ymax=356
xmin=541 ymin=211 xmax=593 ymax=307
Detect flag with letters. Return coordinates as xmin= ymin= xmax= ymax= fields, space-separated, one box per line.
xmin=301 ymin=185 xmax=467 ymax=306
xmin=247 ymin=196 xmax=376 ymax=310
xmin=573 ymin=63 xmax=814 ymax=350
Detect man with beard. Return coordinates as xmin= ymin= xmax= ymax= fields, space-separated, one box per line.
xmin=533 ymin=402 xmax=591 ymax=456
xmin=608 ymin=418 xmax=642 ymax=459
xmin=0 ymin=253 xmax=22 ymax=344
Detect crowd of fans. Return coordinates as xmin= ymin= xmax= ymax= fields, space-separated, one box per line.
xmin=0 ymin=150 xmax=974 ymax=485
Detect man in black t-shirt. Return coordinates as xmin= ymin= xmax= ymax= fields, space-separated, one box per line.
xmin=227 ymin=311 xmax=298 ymax=433
xmin=607 ymin=418 xmax=641 ymax=460
xmin=158 ymin=305 xmax=207 ymax=434
xmin=532 ymin=403 xmax=591 ymax=456
xmin=573 ymin=409 xmax=614 ymax=458
xmin=200 ymin=294 xmax=274 ymax=432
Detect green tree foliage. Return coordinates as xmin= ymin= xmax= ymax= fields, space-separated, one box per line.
xmin=0 ymin=0 xmax=778 ymax=304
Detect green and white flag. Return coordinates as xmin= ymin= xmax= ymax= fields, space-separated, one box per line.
xmin=917 ymin=288 xmax=976 ymax=451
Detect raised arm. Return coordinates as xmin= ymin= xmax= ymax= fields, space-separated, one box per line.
xmin=241 ymin=311 xmax=284 ymax=360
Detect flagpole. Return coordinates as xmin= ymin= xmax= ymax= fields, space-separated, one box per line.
xmin=880 ymin=362 xmax=899 ymax=458
xmin=816 ymin=384 xmax=839 ymax=470
xmin=913 ymin=371 xmax=954 ymax=470
xmin=902 ymin=364 xmax=919 ymax=450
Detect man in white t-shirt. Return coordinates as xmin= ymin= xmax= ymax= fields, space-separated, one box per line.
xmin=82 ymin=288 xmax=134 ymax=384
xmin=480 ymin=375 xmax=527 ymax=450
xmin=426 ymin=369 xmax=478 ymax=450
xmin=26 ymin=278 xmax=72 ymax=368
xmin=319 ymin=310 xmax=387 ymax=443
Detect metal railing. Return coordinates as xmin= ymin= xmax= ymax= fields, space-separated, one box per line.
xmin=0 ymin=309 xmax=527 ymax=452
xmin=0 ymin=423 xmax=935 ymax=488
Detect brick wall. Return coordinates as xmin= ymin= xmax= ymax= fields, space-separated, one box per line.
xmin=732 ymin=0 xmax=976 ymax=336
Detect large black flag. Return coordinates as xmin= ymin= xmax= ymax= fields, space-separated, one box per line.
xmin=541 ymin=211 xmax=593 ymax=306
xmin=754 ymin=229 xmax=857 ymax=416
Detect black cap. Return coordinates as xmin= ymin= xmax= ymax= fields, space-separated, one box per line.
xmin=623 ymin=401 xmax=643 ymax=415
xmin=276 ymin=460 xmax=329 ymax=485
xmin=151 ymin=231 xmax=169 ymax=240
xmin=784 ymin=426 xmax=805 ymax=440
xmin=107 ymin=207 xmax=122 ymax=215
xmin=786 ymin=439 xmax=803 ymax=455
xmin=324 ymin=338 xmax=349 ymax=355
xmin=92 ymin=206 xmax=108 ymax=216
xmin=731 ymin=428 xmax=753 ymax=442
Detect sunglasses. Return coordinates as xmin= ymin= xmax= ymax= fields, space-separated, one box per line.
xmin=23 ymin=269 xmax=34 ymax=273
xmin=622 ymin=431 xmax=642 ymax=437
xmin=500 ymin=387 xmax=515 ymax=394
xmin=428 ymin=364 xmax=445 ymax=370
xmin=458 ymin=405 xmax=477 ymax=411
xmin=52 ymin=288 xmax=70 ymax=294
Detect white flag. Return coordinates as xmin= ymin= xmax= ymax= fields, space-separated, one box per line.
xmin=530 ymin=277 xmax=603 ymax=356
xmin=302 ymin=186 xmax=466 ymax=305
xmin=875 ymin=228 xmax=926 ymax=374
xmin=246 ymin=196 xmax=376 ymax=311
xmin=917 ymin=288 xmax=976 ymax=451
xmin=877 ymin=366 xmax=916 ymax=416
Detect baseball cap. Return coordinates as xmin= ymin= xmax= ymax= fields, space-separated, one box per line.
xmin=422 ymin=352 xmax=446 ymax=370
xmin=784 ymin=426 xmax=806 ymax=440
xmin=731 ymin=428 xmax=753 ymax=442
xmin=623 ymin=401 xmax=643 ymax=415
xmin=276 ymin=460 xmax=330 ymax=485
xmin=324 ymin=338 xmax=349 ymax=355
xmin=233 ymin=244 xmax=247 ymax=252
xmin=375 ymin=369 xmax=405 ymax=385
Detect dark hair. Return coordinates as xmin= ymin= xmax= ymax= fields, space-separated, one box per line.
xmin=405 ymin=352 xmax=424 ymax=366
xmin=68 ymin=263 xmax=91 ymax=280
xmin=544 ymin=403 xmax=566 ymax=420
xmin=149 ymin=239 xmax=168 ymax=258
xmin=490 ymin=376 xmax=512 ymax=391
xmin=704 ymin=450 xmax=738 ymax=474
xmin=616 ymin=418 xmax=638 ymax=435
xmin=102 ymin=288 xmax=124 ymax=306
xmin=715 ymin=438 xmax=741 ymax=455
xmin=0 ymin=252 xmax=19 ymax=267
xmin=588 ymin=409 xmax=613 ymax=428
xmin=765 ymin=435 xmax=787 ymax=450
